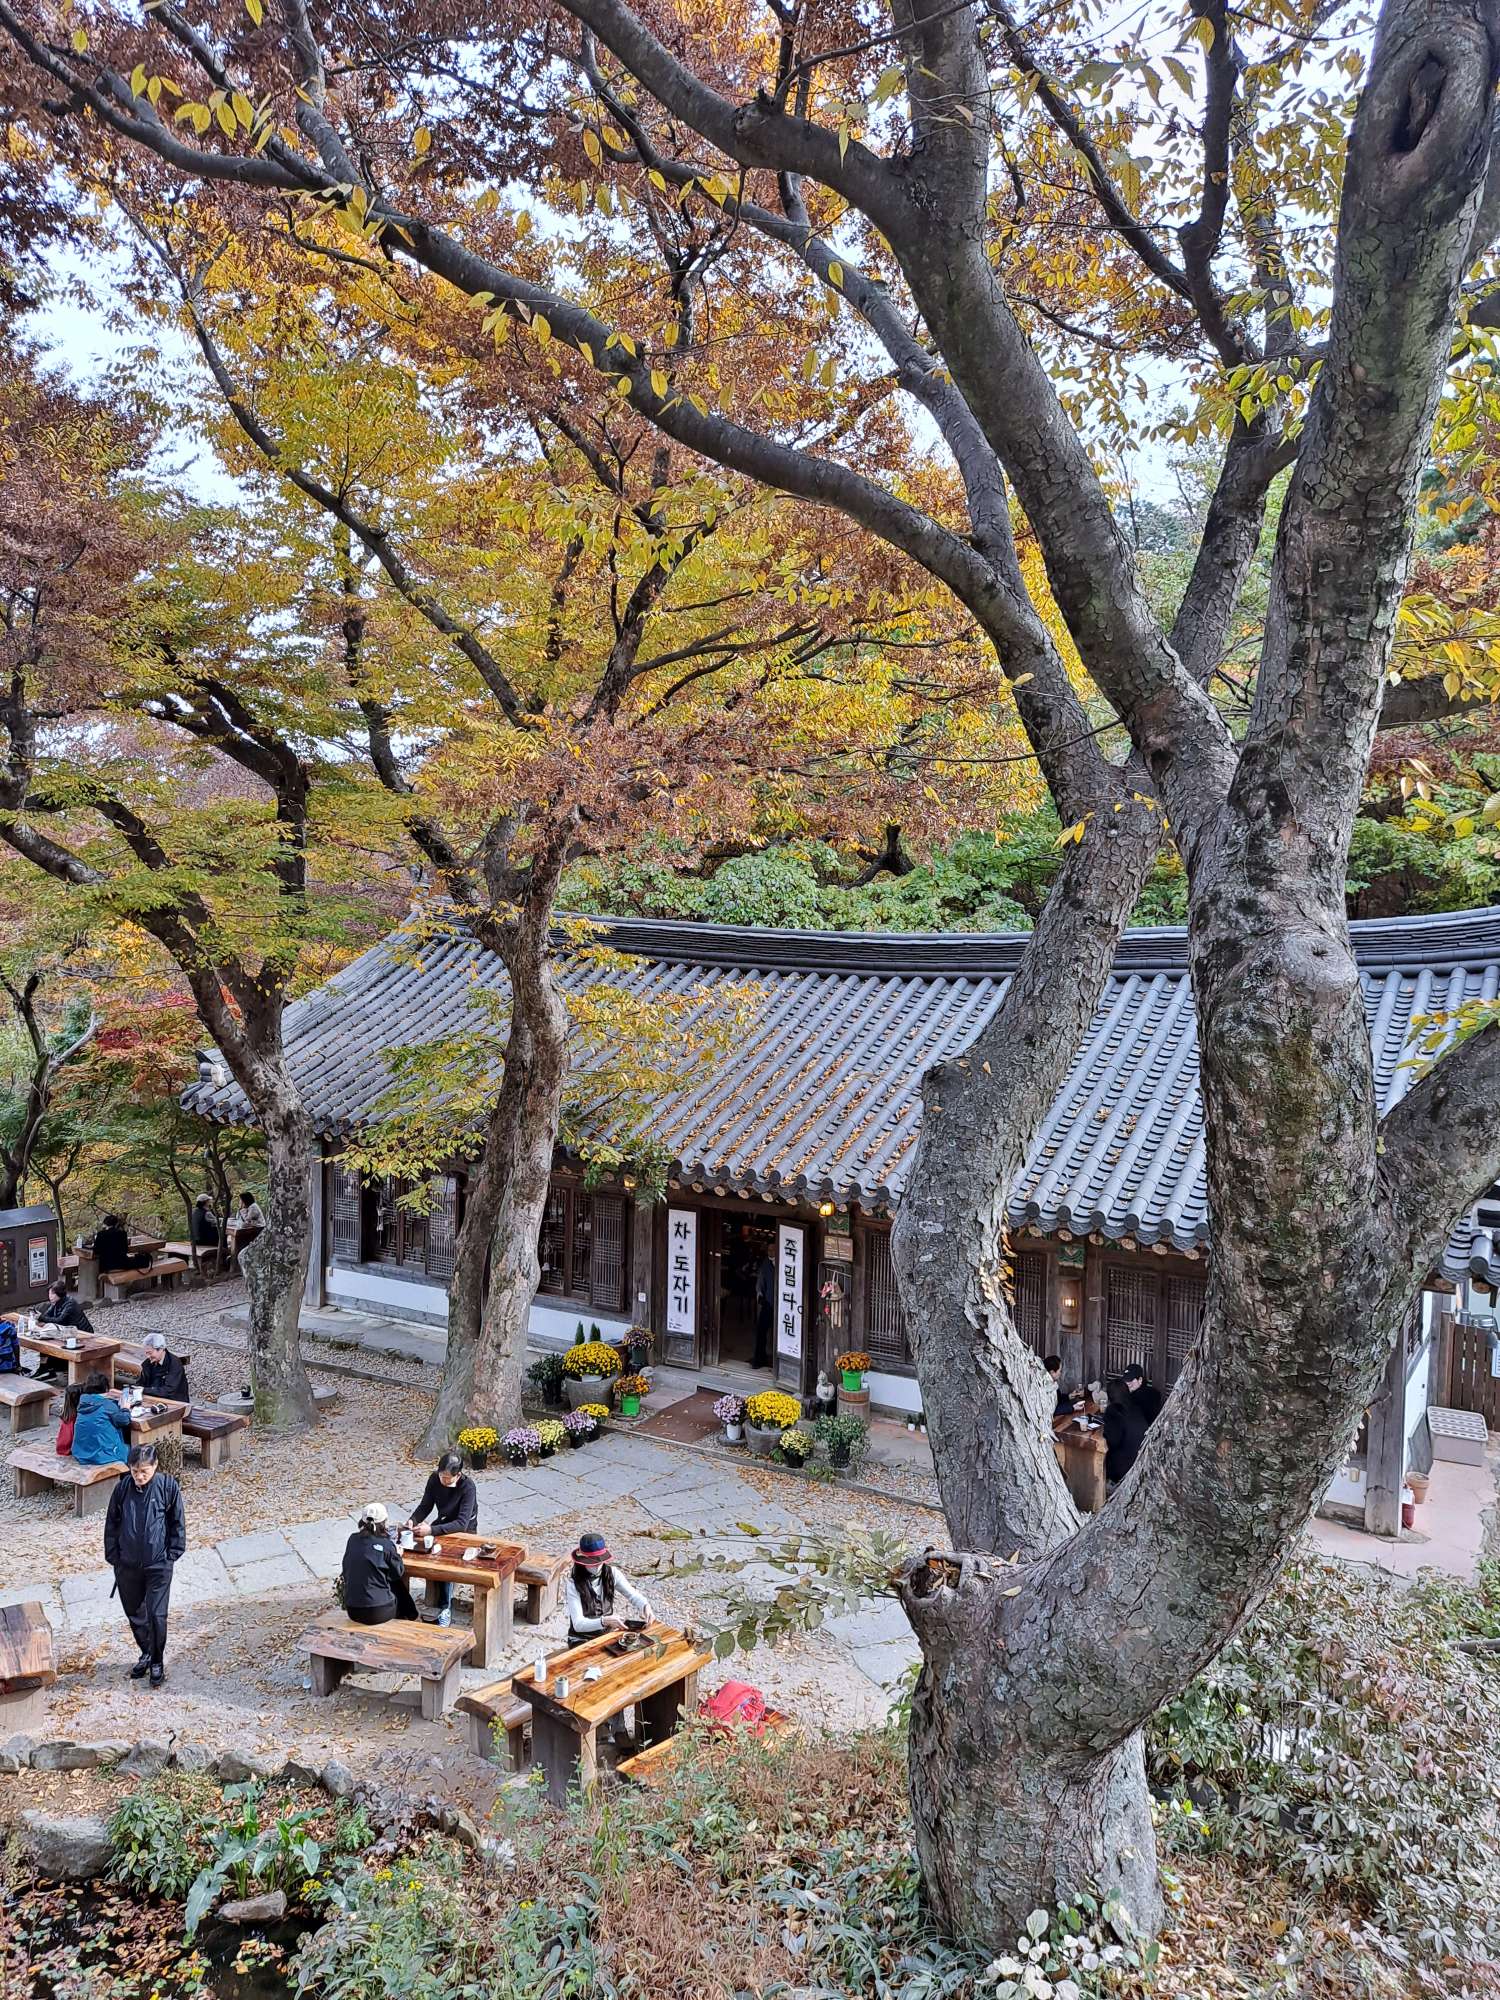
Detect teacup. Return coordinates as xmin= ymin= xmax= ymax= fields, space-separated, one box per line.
xmin=64 ymin=1336 xmax=78 ymax=1350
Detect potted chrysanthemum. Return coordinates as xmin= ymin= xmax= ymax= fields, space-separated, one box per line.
xmin=562 ymin=1338 xmax=624 ymax=1409
xmin=562 ymin=1409 xmax=597 ymax=1448
xmin=534 ymin=1417 xmax=566 ymax=1458
xmin=835 ymin=1349 xmax=871 ymax=1393
xmin=501 ymin=1424 xmax=542 ymax=1467
xmin=714 ymin=1393 xmax=746 ymax=1443
xmin=615 ymin=1373 xmax=649 ymax=1418
xmin=745 ymin=1389 xmax=803 ymax=1456
xmin=457 ymin=1424 xmax=499 ymax=1471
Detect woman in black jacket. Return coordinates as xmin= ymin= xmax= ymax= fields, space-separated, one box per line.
xmin=402 ymin=1452 xmax=479 ymax=1627
xmin=340 ymin=1504 xmax=418 ymax=1625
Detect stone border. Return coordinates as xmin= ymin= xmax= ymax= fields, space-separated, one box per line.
xmin=0 ymin=1731 xmax=354 ymax=1796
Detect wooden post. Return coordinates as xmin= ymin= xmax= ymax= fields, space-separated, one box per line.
xmin=1363 ymin=1330 xmax=1409 ymax=1537
xmin=304 ymin=1156 xmax=327 ymax=1310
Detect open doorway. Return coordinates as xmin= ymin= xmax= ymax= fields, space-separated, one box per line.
xmin=718 ymin=1217 xmax=777 ymax=1370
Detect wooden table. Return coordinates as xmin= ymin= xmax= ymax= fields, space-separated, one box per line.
xmin=1054 ymin=1422 xmax=1107 ymax=1513
xmin=113 ymin=1392 xmax=189 ymax=1447
xmin=20 ymin=1333 xmax=122 ymax=1389
xmin=399 ymin=1531 xmax=524 ymax=1670
xmin=513 ymin=1621 xmax=711 ymax=1803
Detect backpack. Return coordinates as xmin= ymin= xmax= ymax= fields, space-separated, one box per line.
xmin=700 ymin=1680 xmax=769 ymax=1732
xmin=0 ymin=1318 xmax=18 ymax=1376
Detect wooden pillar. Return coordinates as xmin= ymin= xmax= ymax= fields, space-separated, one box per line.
xmin=629 ymin=1200 xmax=654 ymax=1329
xmin=303 ymin=1153 xmax=327 ymax=1310
xmin=1081 ymin=1246 xmax=1106 ymax=1385
xmin=1363 ymin=1326 xmax=1409 ymax=1538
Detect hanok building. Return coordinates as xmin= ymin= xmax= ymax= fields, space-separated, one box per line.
xmin=186 ymin=906 xmax=1500 ymax=1534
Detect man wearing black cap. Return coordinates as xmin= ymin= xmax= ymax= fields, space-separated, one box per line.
xmin=565 ymin=1531 xmax=655 ymax=1647
xmin=1100 ymin=1377 xmax=1148 ymax=1488
xmin=1124 ymin=1362 xmax=1164 ymax=1427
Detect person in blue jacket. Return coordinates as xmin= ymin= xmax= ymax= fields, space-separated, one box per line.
xmin=71 ymin=1373 xmax=131 ymax=1467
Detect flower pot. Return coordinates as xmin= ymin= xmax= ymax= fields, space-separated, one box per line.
xmin=545 ymin=1384 xmax=566 ymax=1410
xmin=565 ymin=1376 xmax=609 ymax=1410
xmin=829 ymin=1445 xmax=851 ymax=1469
xmin=468 ymin=1449 xmax=489 ymax=1472
xmin=1407 ymin=1470 xmax=1430 ymax=1505
xmin=566 ymin=1432 xmax=586 ymax=1450
xmin=538 ymin=1441 xmax=556 ymax=1458
xmin=841 ymin=1369 xmax=864 ymax=1392
xmin=747 ymin=1422 xmax=781 ymax=1457
xmin=620 ymin=1393 xmax=641 ymax=1417
xmin=724 ymin=1422 xmax=744 ymax=1443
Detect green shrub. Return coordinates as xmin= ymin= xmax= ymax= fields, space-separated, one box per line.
xmin=1148 ymin=1556 xmax=1500 ymax=1973
xmin=289 ymin=1846 xmax=478 ymax=2000
xmin=108 ymin=1773 xmax=218 ymax=1899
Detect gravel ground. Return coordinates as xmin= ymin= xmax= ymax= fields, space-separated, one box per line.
xmin=8 ymin=1279 xmax=927 ymax=1773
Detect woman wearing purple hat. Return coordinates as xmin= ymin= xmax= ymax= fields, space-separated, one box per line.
xmin=565 ymin=1531 xmax=654 ymax=1647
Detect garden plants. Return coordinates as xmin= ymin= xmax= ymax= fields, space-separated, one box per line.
xmin=456 ymin=1424 xmax=498 ymax=1470
xmin=835 ymin=1350 xmax=871 ymax=1392
xmin=501 ymin=1425 xmax=543 ymax=1467
xmin=814 ymin=1412 xmax=869 ymax=1471
xmin=615 ymin=1372 xmax=649 ymax=1416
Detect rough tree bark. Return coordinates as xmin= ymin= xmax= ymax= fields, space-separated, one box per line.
xmin=0 ymin=971 xmax=95 ymax=1208
xmin=8 ymin=0 xmax=1500 ymax=1949
xmin=240 ymin=1070 xmax=318 ymax=1429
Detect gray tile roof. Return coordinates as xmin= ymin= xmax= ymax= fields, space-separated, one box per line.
xmin=184 ymin=906 xmax=1500 ymax=1273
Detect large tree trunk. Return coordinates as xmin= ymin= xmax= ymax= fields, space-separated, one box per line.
xmin=237 ymin=1063 xmax=319 ymax=1429
xmin=422 ymin=871 xmax=571 ymax=1451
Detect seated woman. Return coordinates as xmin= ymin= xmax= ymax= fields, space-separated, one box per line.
xmin=565 ymin=1531 xmax=654 ymax=1647
xmin=138 ymin=1332 xmax=189 ymax=1402
xmin=32 ymin=1279 xmax=94 ymax=1379
xmin=72 ymin=1373 xmax=131 ymax=1467
xmin=56 ymin=1385 xmax=82 ymax=1456
xmin=340 ymin=1504 xmax=418 ymax=1626
xmin=401 ymin=1451 xmax=478 ymax=1628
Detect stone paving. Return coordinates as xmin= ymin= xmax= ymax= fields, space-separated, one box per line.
xmin=2 ymin=1429 xmax=921 ymax=1702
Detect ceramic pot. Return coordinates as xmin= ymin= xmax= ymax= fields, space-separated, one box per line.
xmin=747 ymin=1422 xmax=780 ymax=1457
xmin=565 ymin=1375 xmax=609 ymax=1410
xmin=724 ymin=1422 xmax=744 ymax=1443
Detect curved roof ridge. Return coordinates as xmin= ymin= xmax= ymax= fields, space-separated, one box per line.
xmin=578 ymin=903 xmax=1500 ymax=978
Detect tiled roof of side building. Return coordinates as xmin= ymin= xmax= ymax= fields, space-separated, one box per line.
xmin=183 ymin=906 xmax=1500 ymax=1277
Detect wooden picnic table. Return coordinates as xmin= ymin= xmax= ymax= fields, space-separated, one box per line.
xmin=19 ymin=1332 xmax=122 ymax=1389
xmin=0 ymin=1600 xmax=55 ymax=1730
xmin=111 ymin=1391 xmax=189 ymax=1447
xmin=513 ymin=1621 xmax=711 ymax=1804
xmin=399 ymin=1530 xmax=524 ymax=1670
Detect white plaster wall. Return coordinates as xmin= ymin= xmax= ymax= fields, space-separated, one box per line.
xmin=529 ymin=1302 xmax=633 ymax=1348
xmin=869 ymin=1369 xmax=922 ymax=1415
xmin=328 ymin=1266 xmax=450 ymax=1323
xmin=1403 ymin=1343 xmax=1432 ymax=1477
xmin=1324 ymin=1462 xmax=1365 ymax=1511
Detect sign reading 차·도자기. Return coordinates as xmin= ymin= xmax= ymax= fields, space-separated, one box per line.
xmin=666 ymin=1209 xmax=697 ymax=1337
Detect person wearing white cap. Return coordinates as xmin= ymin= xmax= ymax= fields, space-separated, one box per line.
xmin=340 ymin=1504 xmax=418 ymax=1625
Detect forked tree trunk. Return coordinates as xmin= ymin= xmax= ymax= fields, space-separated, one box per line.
xmin=236 ymin=1066 xmax=319 ymax=1429
xmin=421 ymin=879 xmax=570 ymax=1452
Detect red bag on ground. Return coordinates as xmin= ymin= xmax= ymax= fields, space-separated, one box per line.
xmin=700 ymin=1680 xmax=769 ymax=1732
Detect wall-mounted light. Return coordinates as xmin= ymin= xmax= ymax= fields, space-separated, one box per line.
xmin=622 ymin=1175 xmax=637 ymax=1192
xmin=818 ymin=1200 xmax=835 ymax=1217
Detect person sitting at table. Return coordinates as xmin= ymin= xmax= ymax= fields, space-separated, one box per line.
xmin=401 ymin=1451 xmax=478 ymax=1628
xmin=32 ymin=1278 xmax=94 ymax=1378
xmin=565 ymin=1531 xmax=654 ymax=1647
xmin=93 ymin=1215 xmax=151 ymax=1274
xmin=232 ymin=1191 xmax=266 ymax=1258
xmin=72 ymin=1372 xmax=132 ymax=1467
xmin=1043 ymin=1353 xmax=1083 ymax=1424
xmin=56 ymin=1384 xmax=83 ymax=1455
xmin=340 ymin=1504 xmax=418 ymax=1625
xmin=138 ymin=1331 xmax=190 ymax=1402
xmin=1100 ymin=1375 xmax=1148 ymax=1489
xmin=1123 ymin=1361 xmax=1164 ymax=1427
xmin=189 ymin=1195 xmax=221 ymax=1250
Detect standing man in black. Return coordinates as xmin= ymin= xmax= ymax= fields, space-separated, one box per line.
xmin=1101 ymin=1376 xmax=1148 ymax=1488
xmin=753 ymin=1245 xmax=777 ymax=1370
xmin=104 ymin=1444 xmax=186 ymax=1687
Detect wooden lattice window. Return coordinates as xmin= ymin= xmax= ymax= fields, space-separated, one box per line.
xmin=538 ymin=1188 xmax=569 ymax=1295
xmin=536 ymin=1182 xmax=628 ymax=1311
xmin=1013 ymin=1251 xmax=1049 ymax=1354
xmin=1164 ymin=1276 xmax=1207 ymax=1379
xmin=330 ymin=1165 xmax=361 ymax=1261
xmin=1104 ymin=1265 xmax=1157 ymax=1378
xmin=426 ymin=1177 xmax=459 ymax=1282
xmin=862 ymin=1229 xmax=912 ymax=1368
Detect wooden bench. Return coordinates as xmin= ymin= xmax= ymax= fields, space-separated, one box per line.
xmin=182 ymin=1406 xmax=249 ymax=1470
xmin=297 ymin=1614 xmax=475 ymax=1722
xmin=0 ymin=1375 xmax=57 ymax=1434
xmin=113 ymin=1343 xmax=193 ymax=1382
xmin=10 ymin=1445 xmax=121 ymax=1517
xmin=0 ymin=1601 xmax=56 ymax=1732
xmin=455 ymin=1677 xmax=535 ymax=1770
xmin=103 ymin=1259 xmax=189 ymax=1302
xmin=616 ymin=1709 xmax=791 ymax=1786
xmin=514 ymin=1553 xmax=568 ymax=1625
